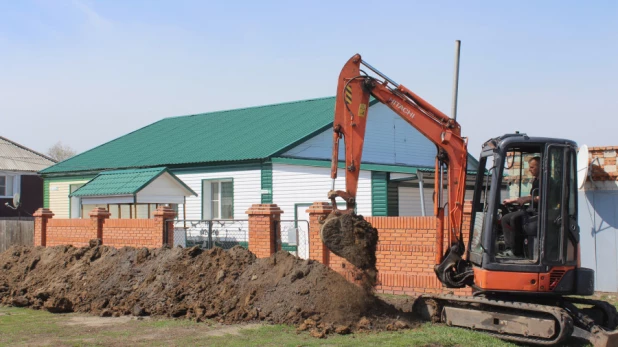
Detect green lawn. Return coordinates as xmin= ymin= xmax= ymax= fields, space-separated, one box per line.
xmin=0 ymin=305 xmax=517 ymax=347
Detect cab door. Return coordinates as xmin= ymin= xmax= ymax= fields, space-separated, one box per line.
xmin=542 ymin=144 xmax=578 ymax=266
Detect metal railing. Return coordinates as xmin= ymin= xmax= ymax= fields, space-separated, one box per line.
xmin=169 ymin=219 xmax=310 ymax=259
xmin=171 ymin=220 xmax=249 ymax=250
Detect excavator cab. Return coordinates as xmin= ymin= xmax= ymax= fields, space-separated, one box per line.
xmin=467 ymin=134 xmax=593 ymax=295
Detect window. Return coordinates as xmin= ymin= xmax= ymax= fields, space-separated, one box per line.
xmin=0 ymin=175 xmax=14 ymax=197
xmin=544 ymin=147 xmax=564 ymax=262
xmin=69 ymin=184 xmax=84 ymax=218
xmin=202 ymin=179 xmax=233 ymax=219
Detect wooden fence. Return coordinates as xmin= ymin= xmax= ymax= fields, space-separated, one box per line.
xmin=0 ymin=218 xmax=34 ymax=253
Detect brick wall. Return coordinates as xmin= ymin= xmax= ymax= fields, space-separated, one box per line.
xmin=307 ymin=202 xmax=473 ymax=296
xmin=34 ymin=206 xmax=176 ymax=248
xmin=100 ymin=219 xmax=160 ymax=248
xmin=589 ymin=146 xmax=618 ymax=181
xmin=46 ymin=219 xmax=94 ymax=247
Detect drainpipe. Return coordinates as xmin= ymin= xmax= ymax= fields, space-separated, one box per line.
xmin=418 ymin=171 xmax=426 ymax=216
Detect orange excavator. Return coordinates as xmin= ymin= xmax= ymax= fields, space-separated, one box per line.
xmin=320 ymin=54 xmax=618 ymax=346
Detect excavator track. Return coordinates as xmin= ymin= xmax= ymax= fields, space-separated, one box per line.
xmin=414 ymin=294 xmax=574 ymax=346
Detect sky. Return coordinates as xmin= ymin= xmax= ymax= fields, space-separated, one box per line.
xmin=1 ymin=0 xmax=617 ymax=160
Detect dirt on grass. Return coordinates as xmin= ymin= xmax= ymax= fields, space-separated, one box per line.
xmin=0 ymin=242 xmax=416 ymax=336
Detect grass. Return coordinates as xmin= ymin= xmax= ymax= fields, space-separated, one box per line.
xmin=5 ymin=292 xmax=616 ymax=346
xmin=0 ymin=305 xmax=517 ymax=347
xmin=203 ymin=324 xmax=519 ymax=347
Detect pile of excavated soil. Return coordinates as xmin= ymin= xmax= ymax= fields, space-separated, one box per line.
xmin=0 ymin=243 xmax=415 ymax=336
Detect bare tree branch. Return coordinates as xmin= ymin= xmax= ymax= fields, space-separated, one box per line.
xmin=47 ymin=141 xmax=77 ymax=162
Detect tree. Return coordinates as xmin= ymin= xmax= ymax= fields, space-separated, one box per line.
xmin=47 ymin=141 xmax=77 ymax=162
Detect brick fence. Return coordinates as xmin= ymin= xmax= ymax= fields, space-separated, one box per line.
xmin=589 ymin=146 xmax=618 ymax=181
xmin=306 ymin=202 xmax=473 ymax=296
xmin=33 ymin=202 xmax=472 ymax=295
xmin=34 ymin=206 xmax=176 ymax=248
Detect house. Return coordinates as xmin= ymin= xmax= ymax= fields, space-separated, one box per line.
xmin=40 ymin=97 xmax=478 ymax=225
xmin=0 ymin=136 xmax=56 ymax=217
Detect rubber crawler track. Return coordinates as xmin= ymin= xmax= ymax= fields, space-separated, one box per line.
xmin=417 ymin=294 xmax=574 ymax=345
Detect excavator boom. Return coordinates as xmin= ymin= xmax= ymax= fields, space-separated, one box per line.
xmin=324 ymin=54 xmax=468 ymax=281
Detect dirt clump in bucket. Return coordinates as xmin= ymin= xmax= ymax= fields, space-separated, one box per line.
xmin=0 ymin=244 xmax=414 ymax=335
xmin=320 ymin=213 xmax=379 ymax=285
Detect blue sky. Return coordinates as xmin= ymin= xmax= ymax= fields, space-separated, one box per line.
xmin=1 ymin=0 xmax=616 ymax=158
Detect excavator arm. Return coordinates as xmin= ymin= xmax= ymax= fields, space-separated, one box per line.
xmin=323 ymin=54 xmax=471 ymax=287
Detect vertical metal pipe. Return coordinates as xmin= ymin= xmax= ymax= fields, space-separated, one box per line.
xmin=418 ymin=171 xmax=426 ymax=216
xmin=434 ymin=157 xmax=444 ymax=264
xmin=208 ymin=221 xmax=213 ymax=249
xmin=451 ymin=40 xmax=461 ymax=121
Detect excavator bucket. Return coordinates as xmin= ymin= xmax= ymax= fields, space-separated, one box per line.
xmin=319 ymin=212 xmax=379 ymax=271
xmin=574 ymin=327 xmax=618 ymax=347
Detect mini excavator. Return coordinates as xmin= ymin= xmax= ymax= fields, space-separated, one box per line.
xmin=320 ymin=54 xmax=618 ymax=346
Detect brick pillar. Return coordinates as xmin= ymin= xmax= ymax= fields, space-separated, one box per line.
xmin=89 ymin=207 xmax=111 ymax=242
xmin=306 ymin=202 xmax=332 ymax=265
xmin=153 ymin=206 xmax=177 ymax=247
xmin=33 ymin=208 xmax=54 ymax=246
xmin=246 ymin=204 xmax=283 ymax=258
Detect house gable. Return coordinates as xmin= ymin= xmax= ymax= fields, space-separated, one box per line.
xmin=281 ymin=103 xmax=436 ymax=168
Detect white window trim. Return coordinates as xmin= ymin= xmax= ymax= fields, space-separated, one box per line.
xmin=0 ymin=174 xmax=19 ymax=199
xmin=202 ymin=179 xmax=233 ymax=220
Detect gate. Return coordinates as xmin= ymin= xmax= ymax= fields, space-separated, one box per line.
xmin=278 ymin=219 xmax=310 ymax=259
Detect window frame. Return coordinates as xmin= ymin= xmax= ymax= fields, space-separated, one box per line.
xmin=201 ymin=178 xmax=234 ymax=220
xmin=0 ymin=174 xmax=16 ymax=198
xmin=0 ymin=175 xmax=6 ymax=197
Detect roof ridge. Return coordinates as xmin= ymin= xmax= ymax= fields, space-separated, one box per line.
xmin=163 ymin=96 xmax=335 ymax=120
xmin=101 ymin=167 xmax=166 ymax=175
xmin=0 ymin=136 xmax=57 ymax=163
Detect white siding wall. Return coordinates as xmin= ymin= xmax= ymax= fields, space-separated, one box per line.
xmin=399 ymin=185 xmax=475 ymax=216
xmin=175 ymin=169 xmax=261 ymax=220
xmin=399 ymin=186 xmax=432 ymax=216
xmin=48 ymin=179 xmax=90 ymax=218
xmin=282 ymin=103 xmax=435 ymax=167
xmin=272 ymin=163 xmax=372 ymax=218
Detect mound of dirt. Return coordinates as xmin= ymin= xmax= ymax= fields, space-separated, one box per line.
xmin=0 ymin=243 xmax=415 ymax=335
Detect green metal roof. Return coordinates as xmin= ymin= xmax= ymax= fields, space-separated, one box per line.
xmin=70 ymin=167 xmax=196 ymax=197
xmin=42 ymin=97 xmax=337 ymax=174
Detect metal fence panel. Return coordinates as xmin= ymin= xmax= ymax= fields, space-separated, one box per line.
xmin=171 ymin=220 xmax=249 ymax=250
xmin=280 ymin=220 xmax=309 ymax=259
xmin=169 ymin=219 xmax=310 ymax=259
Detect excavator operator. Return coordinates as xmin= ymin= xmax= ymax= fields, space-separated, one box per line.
xmin=500 ymin=156 xmax=540 ymax=257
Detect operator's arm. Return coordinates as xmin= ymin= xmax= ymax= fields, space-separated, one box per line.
xmin=503 ymin=195 xmax=539 ymax=205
